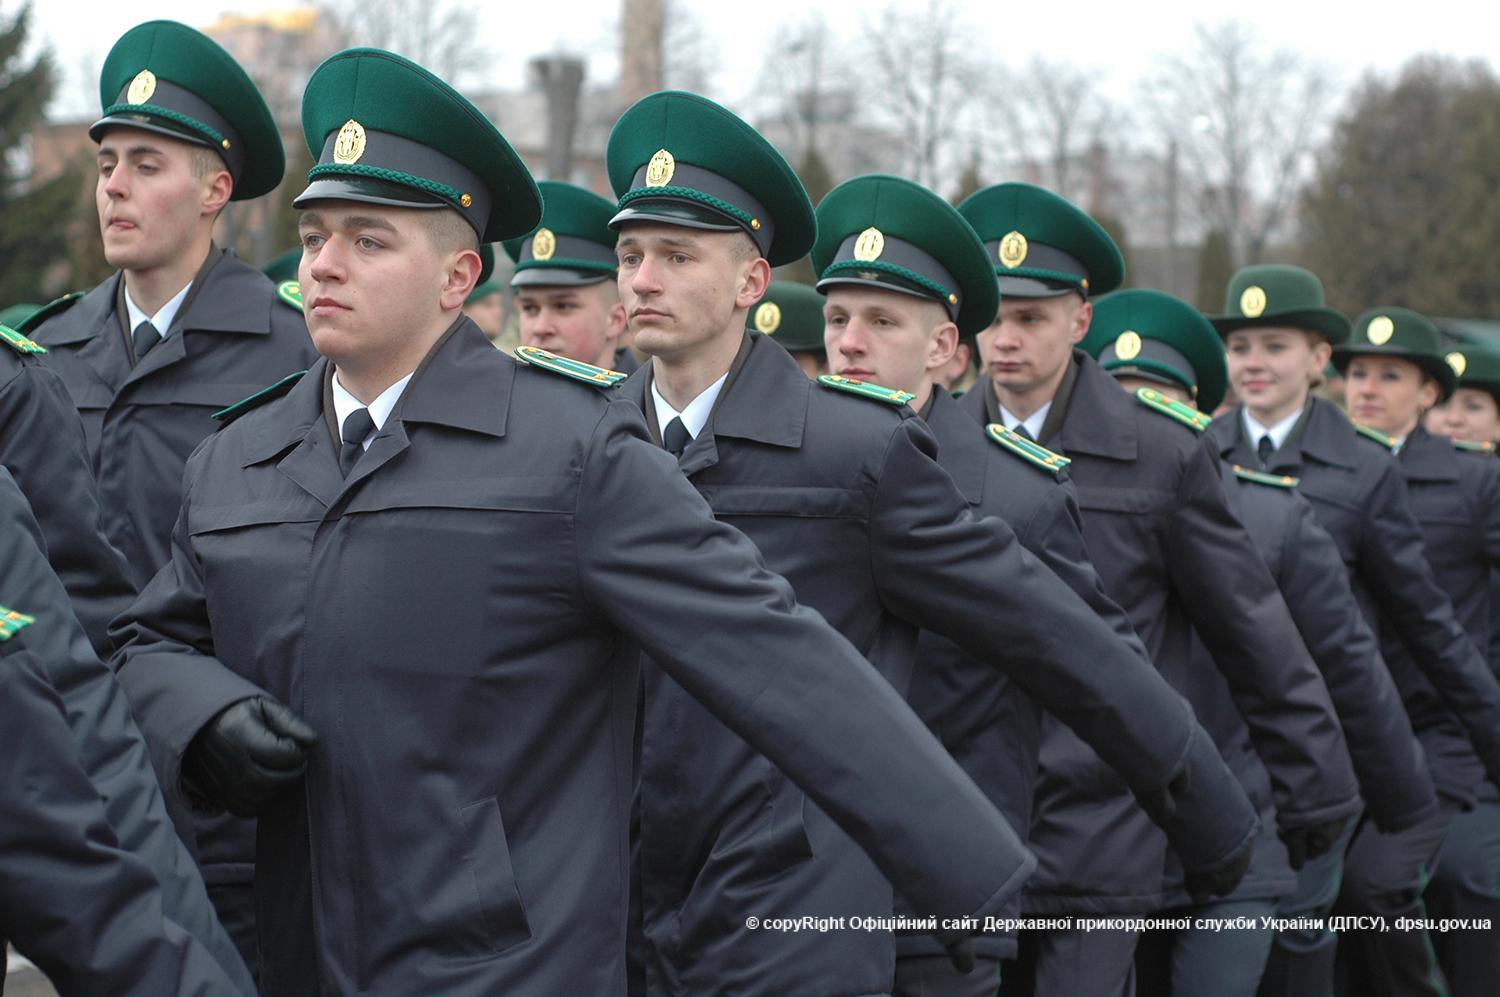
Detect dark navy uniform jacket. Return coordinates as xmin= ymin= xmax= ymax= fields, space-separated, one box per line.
xmin=113 ymin=319 xmax=1033 ymax=997
xmin=1207 ymin=400 xmax=1500 ymax=806
xmin=964 ymin=354 xmax=1359 ymax=914
xmin=0 ymin=337 xmax=134 ymax=655
xmin=621 ymin=334 xmax=1245 ymax=994
xmin=903 ymin=388 xmax=1252 ymax=959
xmin=0 ymin=469 xmax=253 ymax=994
xmin=0 ymin=640 xmax=242 ymax=997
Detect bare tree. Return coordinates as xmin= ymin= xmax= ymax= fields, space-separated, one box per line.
xmin=327 ymin=0 xmax=485 ymax=88
xmin=1141 ymin=20 xmax=1335 ymax=267
xmin=660 ymin=0 xmax=720 ymax=95
xmin=995 ymin=58 xmax=1115 ymax=203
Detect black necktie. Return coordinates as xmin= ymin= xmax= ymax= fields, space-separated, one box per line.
xmin=132 ymin=320 xmax=161 ymax=362
xmin=663 ymin=416 xmax=692 ymax=458
xmin=1257 ymin=434 xmax=1274 ymax=467
xmin=340 ymin=408 xmax=375 ymax=477
xmin=1012 ymin=423 xmax=1035 ymax=442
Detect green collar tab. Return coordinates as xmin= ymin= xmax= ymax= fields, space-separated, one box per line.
xmin=1231 ymin=464 xmax=1300 ymax=489
xmin=985 ymin=423 xmax=1070 ymax=476
xmin=276 ymin=280 xmax=303 ymax=312
xmin=0 ymin=324 xmax=46 ymax=355
xmin=1134 ymin=387 xmax=1209 ymax=433
xmin=212 ymin=370 xmax=308 ymax=422
xmin=816 ymin=374 xmax=915 ymax=407
xmin=515 ymin=345 xmax=627 ymax=386
xmin=1454 ymin=439 xmax=1496 ymax=455
xmin=0 ymin=604 xmax=36 ymax=641
xmin=1353 ymin=422 xmax=1398 ymax=451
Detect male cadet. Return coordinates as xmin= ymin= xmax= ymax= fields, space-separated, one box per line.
xmin=504 ymin=179 xmax=635 ymax=371
xmin=1082 ymin=290 xmax=1438 ymax=997
xmin=955 ymin=184 xmax=1359 ymax=996
xmin=0 ymin=470 xmax=252 ymax=996
xmin=753 ymin=280 xmax=827 ymax=377
xmin=113 ymin=48 xmax=1052 ymax=996
xmin=607 ymin=95 xmax=1254 ymax=997
xmin=1207 ymin=267 xmax=1500 ymax=997
xmin=812 ymin=175 xmax=1256 ymax=997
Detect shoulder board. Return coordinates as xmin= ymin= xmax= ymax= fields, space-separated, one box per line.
xmin=211 ymin=370 xmax=308 ymax=422
xmin=276 ymin=280 xmax=303 ymax=313
xmin=1231 ymin=464 xmax=1300 ymax=489
xmin=1352 ymin=422 xmax=1398 ymax=451
xmin=0 ymin=604 xmax=36 ymax=641
xmin=515 ymin=345 xmax=626 ymax=386
xmin=0 ymin=324 xmax=46 ymax=356
xmin=1134 ymin=387 xmax=1210 ymax=433
xmin=15 ymin=291 xmax=83 ymax=334
xmin=1454 ymin=439 xmax=1496 ymax=456
xmin=816 ymin=374 xmax=915 ymax=407
xmin=984 ymin=423 xmax=1070 ymax=476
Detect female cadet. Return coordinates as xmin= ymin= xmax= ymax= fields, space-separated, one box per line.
xmin=1424 ymin=344 xmax=1500 ymax=447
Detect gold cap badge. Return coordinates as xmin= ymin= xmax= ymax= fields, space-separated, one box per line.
xmin=333 ymin=120 xmax=366 ymax=165
xmin=1239 ymin=285 xmax=1267 ymax=318
xmin=1447 ymin=351 xmax=1467 ymax=377
xmin=754 ymin=301 xmax=782 ymax=334
xmin=1115 ymin=330 xmax=1143 ymax=361
xmin=532 ymin=228 xmax=556 ymax=261
xmin=645 ymin=149 xmax=675 ymax=187
xmin=853 ymin=227 xmax=885 ymax=262
xmin=127 ymin=69 xmax=156 ymax=105
xmin=998 ymin=231 xmax=1028 ymax=269
xmin=1367 ymin=315 xmax=1394 ymax=345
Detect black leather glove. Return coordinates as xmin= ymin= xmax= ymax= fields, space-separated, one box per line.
xmin=1137 ymin=757 xmax=1192 ymax=826
xmin=1185 ymin=837 xmax=1254 ymax=904
xmin=183 ymin=696 xmax=319 ymax=817
xmin=945 ymin=936 xmax=975 ymax=975
xmin=1280 ymin=816 xmax=1350 ymax=871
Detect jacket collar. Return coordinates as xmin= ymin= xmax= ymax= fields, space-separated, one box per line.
xmin=1397 ymin=424 xmax=1459 ymax=482
xmin=1208 ymin=397 xmax=1359 ymax=474
xmin=1046 ymin=351 xmax=1139 ymax=461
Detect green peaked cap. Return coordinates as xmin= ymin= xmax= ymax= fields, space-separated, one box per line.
xmin=957 ymin=182 xmax=1123 ymax=298
xmin=94 ymin=20 xmax=284 ymax=200
xmin=605 ymin=90 xmax=815 ymax=267
xmin=749 ymin=281 xmax=826 ymax=354
xmin=1081 ymin=288 xmax=1229 ymax=412
xmin=503 ymin=181 xmax=618 ymax=287
xmin=1210 ymin=264 xmax=1351 ymax=344
xmin=1443 ymin=343 xmax=1500 ymax=408
xmin=812 ymin=174 xmax=998 ymax=338
xmin=1334 ymin=306 xmax=1456 ymax=401
xmin=297 ymin=48 xmax=541 ymax=244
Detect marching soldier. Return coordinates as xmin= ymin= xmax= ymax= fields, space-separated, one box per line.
xmin=954 ymin=183 xmax=1359 ymax=996
xmin=751 ymin=280 xmax=827 ymax=378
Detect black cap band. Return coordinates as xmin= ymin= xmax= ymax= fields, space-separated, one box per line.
xmin=1099 ymin=337 xmax=1198 ymax=396
xmin=986 ymin=239 xmax=1090 ymax=296
xmin=612 ymin=161 xmax=774 ymax=257
xmin=816 ymin=232 xmax=962 ymax=320
xmin=93 ymin=77 xmax=243 ymax=180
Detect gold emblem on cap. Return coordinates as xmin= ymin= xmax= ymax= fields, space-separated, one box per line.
xmin=754 ymin=301 xmax=782 ymax=334
xmin=1240 ymin=285 xmax=1267 ymax=318
xmin=998 ymin=231 xmax=1028 ymax=269
xmin=645 ymin=149 xmax=675 ymax=187
xmin=1447 ymin=351 xmax=1467 ymax=377
xmin=1115 ymin=330 xmax=1143 ymax=361
xmin=1367 ymin=315 xmax=1395 ymax=345
xmin=333 ymin=120 xmax=366 ymax=165
xmin=853 ymin=227 xmax=885 ymax=262
xmin=127 ymin=69 xmax=156 ymax=105
xmin=532 ymin=228 xmax=556 ymax=261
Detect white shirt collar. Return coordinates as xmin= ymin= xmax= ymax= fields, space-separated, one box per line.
xmin=1243 ymin=406 xmax=1304 ymax=452
xmin=123 ymin=280 xmax=193 ymax=340
xmin=998 ymin=399 xmax=1052 ymax=440
xmin=651 ymin=371 xmax=729 ymax=441
xmin=331 ymin=370 xmax=415 ymax=450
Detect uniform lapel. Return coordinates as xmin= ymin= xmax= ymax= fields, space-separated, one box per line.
xmin=1046 ymin=352 xmax=1138 ymax=462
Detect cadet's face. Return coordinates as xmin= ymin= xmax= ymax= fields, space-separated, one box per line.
xmin=1224 ymin=327 xmax=1329 ymax=424
xmin=975 ymin=294 xmax=1089 ymax=397
xmin=1426 ymin=387 xmax=1500 ymax=443
xmin=95 ymin=127 xmax=219 ymax=271
xmin=616 ymin=224 xmax=760 ymax=361
xmin=1344 ymin=355 xmax=1439 ymax=436
xmin=297 ymin=204 xmax=445 ymax=365
xmin=823 ymin=287 xmax=952 ymax=396
xmin=518 ymin=284 xmax=622 ymax=366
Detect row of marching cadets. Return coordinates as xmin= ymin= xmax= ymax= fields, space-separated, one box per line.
xmin=1 ymin=16 xmax=1498 ymax=997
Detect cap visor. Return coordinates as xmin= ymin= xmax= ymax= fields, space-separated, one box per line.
xmin=511 ymin=267 xmax=613 ymax=288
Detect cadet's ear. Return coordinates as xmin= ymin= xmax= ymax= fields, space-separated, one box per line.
xmin=202 ymin=168 xmax=233 ymax=218
xmin=926 ymin=320 xmax=958 ymax=373
xmin=1068 ymin=296 xmax=1093 ymax=345
xmin=439 ymin=248 xmax=483 ymax=312
xmin=736 ymin=257 xmax=771 ymax=313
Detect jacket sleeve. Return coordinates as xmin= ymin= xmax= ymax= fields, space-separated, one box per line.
xmin=0 ymin=642 xmax=244 ymax=997
xmin=1277 ymin=494 xmax=1439 ymax=832
xmin=1169 ymin=441 xmax=1361 ymax=830
xmin=1362 ymin=456 xmax=1500 ymax=785
xmin=574 ymin=401 xmax=1034 ymax=925
xmin=0 ymin=362 xmax=136 ymax=657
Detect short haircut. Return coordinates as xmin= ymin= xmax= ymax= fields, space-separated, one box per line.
xmin=729 ymin=231 xmax=760 ymax=264
xmin=187 ymin=144 xmax=229 ymax=181
xmin=418 ymin=207 xmax=480 ymax=256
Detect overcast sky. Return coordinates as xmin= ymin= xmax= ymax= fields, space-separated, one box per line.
xmin=25 ymin=0 xmax=1497 ymax=119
